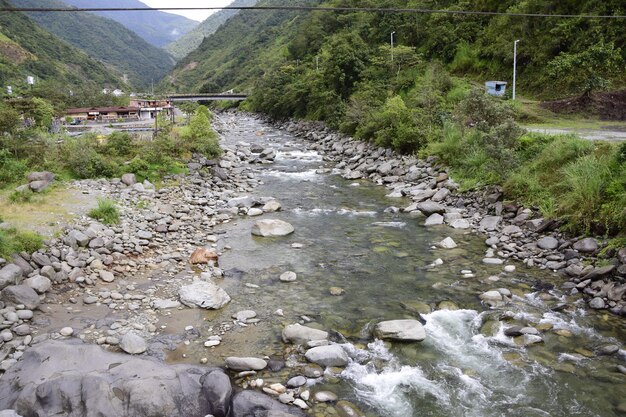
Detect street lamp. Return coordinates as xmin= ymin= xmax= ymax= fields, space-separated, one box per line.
xmin=513 ymin=39 xmax=520 ymax=100
xmin=391 ymin=31 xmax=396 ymax=62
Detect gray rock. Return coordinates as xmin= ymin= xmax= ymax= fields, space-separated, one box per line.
xmin=151 ymin=299 xmax=182 ymax=309
xmin=0 ymin=264 xmax=23 ymax=290
xmin=282 ymin=324 xmax=329 ymax=344
xmin=589 ymin=297 xmax=606 ymax=309
xmin=479 ymin=216 xmax=501 ymax=231
xmin=287 ymin=376 xmax=307 ymax=388
xmin=450 ymin=219 xmax=470 ymax=229
xmin=30 ymin=253 xmax=51 ymax=267
xmin=280 ymin=271 xmax=297 ymax=282
xmin=27 ymin=171 xmax=54 ymax=183
xmin=119 ymin=333 xmax=147 ymax=354
xmin=582 ymin=265 xmax=616 ymax=281
xmin=28 ymin=180 xmax=49 ymax=193
xmin=231 ymin=390 xmax=306 ymax=417
xmin=179 ymin=281 xmax=231 ymax=309
xmin=314 ymin=391 xmax=338 ymax=403
xmin=573 ymin=237 xmax=599 ymax=253
xmin=437 ymin=237 xmax=457 ymax=249
xmin=68 ymin=230 xmax=90 ymax=247
xmin=304 ymin=345 xmax=349 ymax=367
xmin=121 ymin=173 xmax=137 ymax=186
xmin=424 ymin=213 xmax=444 ymax=226
xmin=375 ymin=320 xmax=426 ymax=342
xmin=537 ymin=237 xmax=559 ymax=250
xmin=0 ymin=410 xmax=23 ymax=417
xmin=24 ymin=275 xmax=51 ymax=294
xmin=99 ymin=270 xmax=115 ymax=283
xmin=1 ymin=285 xmax=40 ymax=309
xmin=225 ymin=357 xmax=267 ymax=371
xmin=416 ymin=201 xmax=446 ymax=216
xmin=10 ymin=256 xmax=33 ymax=275
xmin=251 ymin=219 xmax=295 ymax=237
xmin=0 ymin=340 xmax=239 ymax=417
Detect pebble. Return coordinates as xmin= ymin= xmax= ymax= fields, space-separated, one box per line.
xmin=280 ymin=271 xmax=297 ymax=282
xmin=504 ymin=265 xmax=516 ymax=273
xmin=314 ymin=391 xmax=338 ymax=402
xmin=60 ymin=327 xmax=74 ymax=337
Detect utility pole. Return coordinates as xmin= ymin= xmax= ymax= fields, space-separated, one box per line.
xmin=513 ymin=39 xmax=520 ymax=100
xmin=316 ymin=56 xmax=319 ymax=72
xmin=390 ymin=31 xmax=396 ymax=62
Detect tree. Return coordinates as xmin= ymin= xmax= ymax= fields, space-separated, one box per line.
xmin=30 ymin=98 xmax=54 ymax=129
xmin=0 ymin=105 xmax=21 ymax=135
xmin=178 ymin=102 xmax=199 ymax=123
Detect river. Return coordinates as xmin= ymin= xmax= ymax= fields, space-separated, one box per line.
xmin=165 ymin=114 xmax=624 ymax=417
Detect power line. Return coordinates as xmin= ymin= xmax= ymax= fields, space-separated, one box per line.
xmin=1 ymin=5 xmax=626 ymax=19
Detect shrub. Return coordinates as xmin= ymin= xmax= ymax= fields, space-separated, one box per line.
xmin=0 ymin=227 xmax=44 ymax=259
xmin=88 ymin=198 xmax=120 ymax=225
xmin=456 ymin=88 xmax=516 ymax=131
xmin=0 ymin=149 xmax=28 ymax=187
xmin=106 ymin=132 xmax=134 ymax=157
xmin=9 ymin=187 xmax=34 ymax=203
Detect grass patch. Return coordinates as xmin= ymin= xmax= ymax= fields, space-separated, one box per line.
xmin=0 ymin=227 xmax=44 ymax=259
xmin=8 ymin=187 xmax=35 ymax=203
xmin=88 ymin=198 xmax=120 ymax=225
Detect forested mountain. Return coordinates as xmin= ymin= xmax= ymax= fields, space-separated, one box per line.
xmin=165 ymin=0 xmax=258 ymax=61
xmin=164 ymin=0 xmax=625 ymax=101
xmin=62 ymin=0 xmax=198 ymax=47
xmin=19 ymin=0 xmax=175 ymax=89
xmin=0 ymin=0 xmax=121 ymax=93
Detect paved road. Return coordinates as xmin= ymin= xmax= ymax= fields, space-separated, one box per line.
xmin=525 ymin=126 xmax=626 ymax=142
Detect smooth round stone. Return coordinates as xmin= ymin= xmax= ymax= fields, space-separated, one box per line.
xmin=315 ymin=391 xmax=338 ymax=403
xmin=225 ymin=357 xmax=267 ymax=371
xmin=303 ymin=364 xmax=323 ymax=378
xmin=204 ymin=340 xmax=221 ymax=348
xmin=60 ymin=327 xmax=74 ymax=337
xmin=232 ymin=310 xmax=257 ymax=322
xmin=119 ymin=333 xmax=147 ymax=354
xmin=483 ymin=258 xmax=504 ymax=265
xmin=83 ymin=296 xmax=98 ymax=305
xmin=247 ymin=208 xmax=263 ymax=216
xmin=504 ymin=265 xmax=516 ymax=273
xmin=287 ymin=375 xmax=307 ymax=388
xmin=13 ymin=324 xmax=31 ymax=336
xmin=329 ymin=287 xmax=345 ymax=296
xmin=280 ymin=271 xmax=297 ymax=282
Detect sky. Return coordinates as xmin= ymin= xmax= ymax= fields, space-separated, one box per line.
xmin=140 ymin=0 xmax=233 ymax=22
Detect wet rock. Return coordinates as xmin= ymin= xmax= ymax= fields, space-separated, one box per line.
xmin=179 ymin=281 xmax=231 ymax=310
xmin=251 ymin=219 xmax=295 ymax=237
xmin=200 ymin=370 xmax=232 ymax=417
xmin=582 ymin=265 xmax=616 ymax=282
xmin=232 ymin=310 xmax=257 ymax=322
xmin=537 ymin=237 xmax=559 ymax=250
xmin=282 ymin=324 xmax=329 ymax=344
xmin=424 ymin=213 xmax=444 ymax=226
xmin=287 ymin=376 xmax=307 ymax=388
xmin=189 ymin=248 xmax=219 ymax=265
xmin=280 ymin=271 xmax=297 ymax=282
xmin=305 ymin=345 xmax=349 ymax=367
xmin=329 ymin=287 xmax=345 ymax=296
xmin=0 ymin=264 xmax=23 ymax=290
xmin=416 ymin=202 xmax=446 ymax=216
xmin=596 ymin=344 xmax=620 ymax=356
xmin=225 ymin=357 xmax=267 ymax=371
xmin=589 ymin=297 xmax=606 ymax=309
xmin=450 ymin=219 xmax=470 ymax=229
xmin=231 ymin=390 xmax=306 ymax=417
xmin=263 ymin=200 xmax=282 ymax=212
xmin=151 ymin=299 xmax=182 ymax=310
xmin=374 ymin=320 xmax=426 ymax=342
xmin=438 ymin=237 xmax=457 ymax=249
xmin=573 ymin=238 xmax=599 ymax=253
xmin=336 ymin=400 xmax=366 ymax=417
xmin=314 ymin=391 xmax=338 ymax=403
xmin=1 ymin=285 xmax=40 ymax=310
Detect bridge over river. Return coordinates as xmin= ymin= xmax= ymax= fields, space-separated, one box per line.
xmin=167 ymin=93 xmax=248 ymax=102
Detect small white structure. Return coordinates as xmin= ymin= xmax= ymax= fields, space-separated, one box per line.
xmin=485 ymin=81 xmax=507 ymax=97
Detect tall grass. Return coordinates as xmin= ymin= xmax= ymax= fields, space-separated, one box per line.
xmin=88 ymin=198 xmax=120 ymax=225
xmin=0 ymin=227 xmax=44 ymax=259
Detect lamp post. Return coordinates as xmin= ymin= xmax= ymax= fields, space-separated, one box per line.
xmin=391 ymin=31 xmax=396 ymax=62
xmin=513 ymin=39 xmax=520 ymax=100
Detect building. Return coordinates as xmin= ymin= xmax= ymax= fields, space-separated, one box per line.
xmin=485 ymin=81 xmax=507 ymax=97
xmin=130 ymin=98 xmax=174 ymax=120
xmin=65 ymin=106 xmax=140 ymax=122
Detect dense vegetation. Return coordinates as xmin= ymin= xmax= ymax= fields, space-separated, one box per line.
xmin=0 ymin=0 xmax=122 ymax=92
xmin=63 ymin=0 xmax=198 ymax=48
xmin=165 ymin=0 xmax=258 ymax=61
xmin=20 ymin=0 xmax=175 ymax=89
xmin=0 ymin=105 xmax=221 ymax=189
xmin=164 ymin=0 xmax=626 ymax=236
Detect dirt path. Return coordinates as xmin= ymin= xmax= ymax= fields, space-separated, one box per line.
xmin=525 ymin=126 xmax=626 ymax=142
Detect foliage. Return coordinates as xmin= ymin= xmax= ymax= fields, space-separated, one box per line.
xmin=105 ymin=132 xmax=134 ymax=157
xmin=9 ymin=187 xmax=35 ymax=204
xmin=0 ymin=105 xmax=21 ymax=134
xmin=30 ymin=98 xmax=54 ymax=129
xmin=88 ymin=198 xmax=120 ymax=225
xmin=0 ymin=149 xmax=28 ymax=187
xmin=22 ymin=0 xmax=175 ymax=89
xmin=0 ymin=226 xmax=44 ymax=259
xmin=180 ymin=106 xmax=222 ymax=158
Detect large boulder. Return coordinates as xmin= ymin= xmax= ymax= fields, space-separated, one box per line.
xmin=24 ymin=275 xmax=52 ymax=294
xmin=282 ymin=324 xmax=329 ymax=344
xmin=0 ymin=340 xmax=244 ymax=417
xmin=121 ymin=173 xmax=137 ymax=186
xmin=28 ymin=181 xmax=49 ymax=193
xmin=573 ymin=237 xmax=599 ymax=253
xmin=251 ymin=219 xmax=295 ymax=237
xmin=537 ymin=237 xmax=559 ymax=250
xmin=27 ymin=171 xmax=54 ymax=183
xmin=179 ymin=281 xmax=231 ymax=309
xmin=119 ymin=333 xmax=148 ymax=355
xmin=374 ymin=320 xmax=426 ymax=342
xmin=304 ymin=345 xmax=349 ymax=367
xmin=231 ymin=390 xmax=306 ymax=417
xmin=1 ymin=285 xmax=40 ymax=310
xmin=0 ymin=264 xmax=23 ymax=290
xmin=416 ymin=201 xmax=446 ymax=216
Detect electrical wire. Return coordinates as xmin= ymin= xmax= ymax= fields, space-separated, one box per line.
xmin=1 ymin=5 xmax=625 ymax=19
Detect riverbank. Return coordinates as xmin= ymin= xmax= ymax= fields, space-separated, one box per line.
xmin=0 ymin=113 xmax=625 ymax=417
xmin=267 ymin=115 xmax=626 ymax=316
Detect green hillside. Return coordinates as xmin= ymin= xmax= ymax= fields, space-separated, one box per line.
xmin=20 ymin=0 xmax=175 ymax=89
xmin=63 ymin=0 xmax=198 ymax=48
xmin=165 ymin=0 xmax=258 ymax=61
xmin=164 ymin=0 xmax=625 ymax=99
xmin=0 ymin=0 xmax=121 ymax=92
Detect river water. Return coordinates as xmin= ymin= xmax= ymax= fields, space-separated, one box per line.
xmin=170 ymin=115 xmax=625 ymax=417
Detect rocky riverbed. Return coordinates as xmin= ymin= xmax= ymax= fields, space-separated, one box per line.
xmin=0 ymin=112 xmax=625 ymax=417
